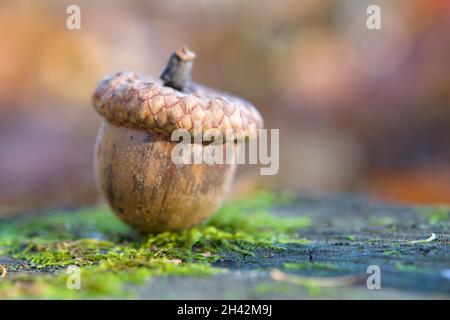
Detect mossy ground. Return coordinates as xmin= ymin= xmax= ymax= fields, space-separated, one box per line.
xmin=0 ymin=191 xmax=309 ymax=299
xmin=1 ymin=191 xmax=449 ymax=299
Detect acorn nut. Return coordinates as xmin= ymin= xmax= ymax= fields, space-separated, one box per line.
xmin=92 ymin=46 xmax=264 ymax=233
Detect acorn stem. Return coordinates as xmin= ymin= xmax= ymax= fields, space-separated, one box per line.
xmin=160 ymin=46 xmax=196 ymax=91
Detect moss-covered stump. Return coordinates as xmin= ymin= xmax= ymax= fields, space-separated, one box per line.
xmin=0 ymin=191 xmax=448 ymax=299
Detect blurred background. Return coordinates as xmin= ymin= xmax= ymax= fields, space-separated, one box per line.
xmin=1 ymin=0 xmax=449 ymax=215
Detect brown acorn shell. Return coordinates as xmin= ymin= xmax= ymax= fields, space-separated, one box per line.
xmin=95 ymin=122 xmax=237 ymax=233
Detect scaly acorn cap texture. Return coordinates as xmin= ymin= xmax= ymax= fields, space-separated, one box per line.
xmin=92 ymin=47 xmax=264 ymax=142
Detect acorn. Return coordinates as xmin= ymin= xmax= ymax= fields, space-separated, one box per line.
xmin=92 ymin=46 xmax=263 ymax=233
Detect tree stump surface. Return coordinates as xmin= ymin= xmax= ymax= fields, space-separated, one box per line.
xmin=0 ymin=193 xmax=448 ymax=299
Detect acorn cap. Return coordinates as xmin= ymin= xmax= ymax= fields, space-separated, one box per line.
xmin=92 ymin=47 xmax=263 ymax=142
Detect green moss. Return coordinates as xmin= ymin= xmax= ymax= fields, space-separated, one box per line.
xmin=369 ymin=217 xmax=395 ymax=226
xmin=421 ymin=206 xmax=449 ymax=225
xmin=207 ymin=190 xmax=310 ymax=236
xmin=366 ymin=238 xmax=383 ymax=243
xmin=283 ymin=262 xmax=340 ymax=271
xmin=382 ymin=249 xmax=401 ymax=257
xmin=253 ymin=282 xmax=295 ymax=296
xmin=395 ymin=262 xmax=421 ymax=273
xmin=0 ymin=260 xmax=217 ymax=299
xmin=0 ymin=190 xmax=309 ymax=299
